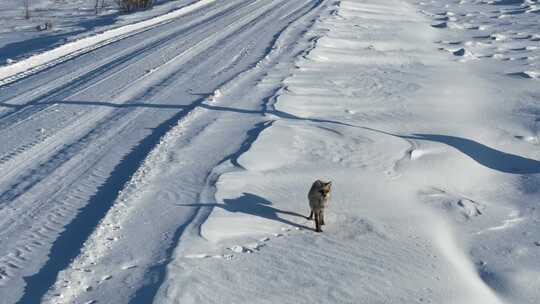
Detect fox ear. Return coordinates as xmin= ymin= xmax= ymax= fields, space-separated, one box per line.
xmin=326 ymin=181 xmax=332 ymax=187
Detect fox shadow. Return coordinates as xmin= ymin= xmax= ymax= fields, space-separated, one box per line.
xmin=179 ymin=192 xmax=313 ymax=231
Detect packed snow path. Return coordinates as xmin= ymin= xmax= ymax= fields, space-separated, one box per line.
xmin=1 ymin=0 xmax=540 ymax=303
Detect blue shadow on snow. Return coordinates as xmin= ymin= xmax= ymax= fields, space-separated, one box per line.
xmin=401 ymin=133 xmax=540 ymax=174
xmin=0 ymin=13 xmax=118 ymax=64
xmin=178 ymin=192 xmax=312 ymax=231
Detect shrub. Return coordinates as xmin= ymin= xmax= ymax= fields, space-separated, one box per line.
xmin=116 ymin=0 xmax=154 ymax=12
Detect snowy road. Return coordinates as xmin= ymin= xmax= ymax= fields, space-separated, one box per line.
xmin=0 ymin=0 xmax=329 ymax=302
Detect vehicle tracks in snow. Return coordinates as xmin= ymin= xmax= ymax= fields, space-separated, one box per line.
xmin=40 ymin=1 xmax=330 ymax=303
xmin=0 ymin=0 xmax=278 ymax=208
xmin=0 ymin=0 xmax=330 ymax=303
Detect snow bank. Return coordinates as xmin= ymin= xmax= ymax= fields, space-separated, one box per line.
xmin=190 ymin=0 xmax=510 ymax=302
xmin=0 ymin=0 xmax=215 ymax=87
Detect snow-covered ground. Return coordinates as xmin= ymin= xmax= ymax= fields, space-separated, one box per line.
xmin=1 ymin=0 xmax=539 ymax=303
xmin=0 ymin=0 xmax=198 ymax=65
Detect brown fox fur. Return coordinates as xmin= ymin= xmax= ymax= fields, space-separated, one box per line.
xmin=307 ymin=180 xmax=332 ymax=232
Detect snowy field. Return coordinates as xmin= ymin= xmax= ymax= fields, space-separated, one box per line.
xmin=0 ymin=0 xmax=198 ymax=64
xmin=0 ymin=0 xmax=539 ymax=303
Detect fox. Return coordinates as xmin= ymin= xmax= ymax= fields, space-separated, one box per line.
xmin=307 ymin=180 xmax=332 ymax=232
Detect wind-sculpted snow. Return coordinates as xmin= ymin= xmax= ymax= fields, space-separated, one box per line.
xmin=1 ymin=0 xmax=540 ymax=303
xmin=168 ymin=0 xmax=536 ymax=303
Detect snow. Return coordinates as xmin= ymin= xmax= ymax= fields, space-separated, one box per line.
xmin=0 ymin=0 xmax=213 ymax=86
xmin=0 ymin=0 xmax=198 ymax=64
xmin=1 ymin=0 xmax=540 ymax=303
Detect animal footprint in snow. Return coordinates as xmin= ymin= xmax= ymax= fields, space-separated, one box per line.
xmin=228 ymin=242 xmax=266 ymax=254
xmin=457 ymin=199 xmax=483 ymax=218
xmin=229 ymin=245 xmax=248 ymax=253
xmin=244 ymin=242 xmax=265 ymax=251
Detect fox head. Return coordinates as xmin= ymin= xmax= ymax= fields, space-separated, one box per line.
xmin=318 ymin=181 xmax=332 ymax=199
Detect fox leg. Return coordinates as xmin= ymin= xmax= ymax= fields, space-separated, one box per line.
xmin=307 ymin=209 xmax=313 ymax=220
xmin=314 ymin=210 xmax=322 ymax=232
xmin=320 ymin=209 xmax=325 ymax=226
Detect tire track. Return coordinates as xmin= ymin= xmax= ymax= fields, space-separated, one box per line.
xmin=0 ymin=0 xmax=276 ymax=251
xmin=39 ymin=0 xmax=328 ymax=302
xmin=0 ymin=0 xmax=261 ymax=187
xmin=0 ymin=0 xmax=312 ymax=302
xmin=0 ymin=0 xmax=252 ymax=128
